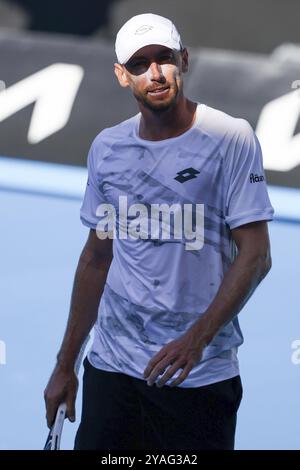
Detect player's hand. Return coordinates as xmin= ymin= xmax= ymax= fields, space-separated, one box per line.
xmin=143 ymin=327 xmax=207 ymax=387
xmin=44 ymin=365 xmax=78 ymax=428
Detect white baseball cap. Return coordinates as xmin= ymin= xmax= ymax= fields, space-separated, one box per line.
xmin=115 ymin=13 xmax=183 ymax=65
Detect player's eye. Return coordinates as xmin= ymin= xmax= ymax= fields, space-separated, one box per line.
xmin=125 ymin=59 xmax=149 ymax=75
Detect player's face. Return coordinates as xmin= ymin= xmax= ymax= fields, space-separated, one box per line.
xmin=115 ymin=45 xmax=188 ymax=112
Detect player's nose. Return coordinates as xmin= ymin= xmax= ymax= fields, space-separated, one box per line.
xmin=149 ymin=61 xmax=163 ymax=81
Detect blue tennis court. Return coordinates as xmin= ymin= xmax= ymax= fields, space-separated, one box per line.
xmin=0 ymin=157 xmax=299 ymax=449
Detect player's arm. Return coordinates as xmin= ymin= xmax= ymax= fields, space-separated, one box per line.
xmin=44 ymin=229 xmax=113 ymax=427
xmin=190 ymin=220 xmax=272 ymax=345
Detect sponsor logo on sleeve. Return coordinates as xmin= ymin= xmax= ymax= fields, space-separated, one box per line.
xmin=249 ymin=173 xmax=265 ymax=183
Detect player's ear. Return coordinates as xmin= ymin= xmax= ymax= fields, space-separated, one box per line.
xmin=181 ymin=48 xmax=189 ymax=73
xmin=114 ymin=63 xmax=130 ymax=88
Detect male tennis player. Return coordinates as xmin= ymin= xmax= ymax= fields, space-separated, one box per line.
xmin=44 ymin=13 xmax=274 ymax=450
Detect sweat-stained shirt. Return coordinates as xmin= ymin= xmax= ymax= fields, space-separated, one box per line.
xmin=79 ymin=102 xmax=274 ymax=387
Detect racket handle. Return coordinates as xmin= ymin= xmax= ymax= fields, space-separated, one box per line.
xmin=50 ymin=403 xmax=67 ymax=450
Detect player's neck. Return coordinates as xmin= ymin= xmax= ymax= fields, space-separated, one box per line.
xmin=138 ymin=97 xmax=197 ymax=141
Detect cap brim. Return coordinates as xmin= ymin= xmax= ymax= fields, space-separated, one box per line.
xmin=121 ymin=40 xmax=180 ymax=65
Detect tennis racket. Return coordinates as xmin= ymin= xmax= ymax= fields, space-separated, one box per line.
xmin=44 ymin=335 xmax=90 ymax=450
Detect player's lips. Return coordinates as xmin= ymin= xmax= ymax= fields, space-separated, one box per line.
xmin=147 ymin=86 xmax=170 ymax=96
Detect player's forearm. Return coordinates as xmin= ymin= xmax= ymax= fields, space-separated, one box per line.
xmin=188 ymin=249 xmax=272 ymax=346
xmin=56 ymin=249 xmax=112 ymax=370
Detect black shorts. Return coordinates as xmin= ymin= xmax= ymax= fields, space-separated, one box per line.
xmin=74 ymin=356 xmax=243 ymax=451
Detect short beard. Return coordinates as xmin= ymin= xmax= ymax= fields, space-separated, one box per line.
xmin=134 ymin=84 xmax=179 ymax=113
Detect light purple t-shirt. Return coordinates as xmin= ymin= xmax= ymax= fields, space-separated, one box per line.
xmin=80 ymin=103 xmax=274 ymax=387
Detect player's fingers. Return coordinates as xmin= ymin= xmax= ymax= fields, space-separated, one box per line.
xmin=66 ymin=394 xmax=76 ymax=422
xmin=146 ymin=356 xmax=177 ymax=385
xmin=156 ymin=360 xmax=183 ymax=387
xmin=45 ymin=399 xmax=59 ymax=428
xmin=143 ymin=350 xmax=168 ymax=378
xmin=170 ymin=362 xmax=194 ymax=387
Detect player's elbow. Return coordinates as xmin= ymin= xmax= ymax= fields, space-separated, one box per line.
xmin=266 ymin=251 xmax=272 ymax=273
xmin=259 ymin=248 xmax=272 ymax=281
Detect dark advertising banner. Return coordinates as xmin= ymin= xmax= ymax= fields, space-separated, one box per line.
xmin=0 ymin=31 xmax=300 ymax=188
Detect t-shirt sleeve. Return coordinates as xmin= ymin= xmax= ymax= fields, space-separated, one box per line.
xmin=80 ymin=138 xmax=109 ymax=229
xmin=224 ymin=120 xmax=274 ymax=229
